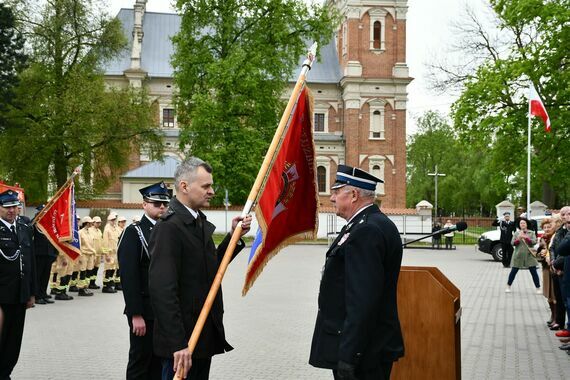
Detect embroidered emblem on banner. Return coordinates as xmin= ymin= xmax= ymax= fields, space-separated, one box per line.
xmin=272 ymin=162 xmax=300 ymax=219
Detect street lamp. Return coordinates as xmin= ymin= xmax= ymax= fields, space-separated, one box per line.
xmin=428 ymin=165 xmax=446 ymax=219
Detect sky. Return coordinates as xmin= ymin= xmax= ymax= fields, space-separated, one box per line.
xmin=109 ymin=0 xmax=489 ymax=136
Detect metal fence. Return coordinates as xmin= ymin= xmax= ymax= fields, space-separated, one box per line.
xmin=326 ymin=213 xmax=497 ymax=246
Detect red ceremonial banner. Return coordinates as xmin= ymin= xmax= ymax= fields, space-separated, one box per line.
xmin=36 ymin=182 xmax=80 ymax=260
xmin=243 ymin=87 xmax=318 ymax=295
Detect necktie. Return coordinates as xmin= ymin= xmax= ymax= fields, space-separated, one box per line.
xmin=11 ymin=225 xmax=17 ymax=239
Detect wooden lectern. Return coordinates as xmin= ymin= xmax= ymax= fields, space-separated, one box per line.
xmin=391 ymin=266 xmax=461 ymax=380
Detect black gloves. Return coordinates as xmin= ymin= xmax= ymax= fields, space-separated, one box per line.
xmin=337 ymin=361 xmax=357 ymax=380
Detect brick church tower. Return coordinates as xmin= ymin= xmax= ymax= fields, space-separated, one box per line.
xmin=314 ymin=0 xmax=411 ymax=209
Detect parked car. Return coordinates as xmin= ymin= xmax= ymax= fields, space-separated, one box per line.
xmin=477 ymin=215 xmax=547 ymax=262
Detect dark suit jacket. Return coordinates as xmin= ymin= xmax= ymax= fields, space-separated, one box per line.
xmin=0 ymin=219 xmax=36 ymax=304
xmin=118 ymin=214 xmax=155 ymax=320
xmin=492 ymin=219 xmax=516 ymax=244
xmin=148 ymin=197 xmax=244 ymax=359
xmin=309 ymin=204 xmax=404 ymax=370
xmin=33 ymin=226 xmax=57 ymax=258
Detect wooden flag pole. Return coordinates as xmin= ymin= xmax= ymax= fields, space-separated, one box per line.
xmin=174 ymin=43 xmax=318 ymax=380
xmin=31 ymin=166 xmax=81 ymax=225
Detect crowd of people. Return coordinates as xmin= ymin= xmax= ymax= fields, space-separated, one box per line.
xmin=431 ymin=219 xmax=455 ymax=249
xmin=495 ymin=208 xmax=570 ymax=356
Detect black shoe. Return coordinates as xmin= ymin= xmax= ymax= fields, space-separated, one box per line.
xmin=68 ymin=285 xmax=79 ymax=292
xmin=78 ymin=288 xmax=94 ymax=297
xmin=35 ymin=298 xmax=47 ymax=305
xmin=44 ymin=297 xmax=55 ymax=304
xmin=88 ymin=282 xmax=101 ymax=290
xmin=102 ymin=286 xmax=117 ymax=294
xmin=55 ymin=292 xmax=74 ymax=301
xmin=45 ymin=294 xmax=53 ymax=299
xmin=115 ymin=283 xmax=123 ymax=291
xmin=560 ymin=344 xmax=570 ymax=350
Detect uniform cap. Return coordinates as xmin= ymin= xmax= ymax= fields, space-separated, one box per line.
xmin=92 ymin=216 xmax=101 ymax=223
xmin=0 ymin=190 xmax=20 ymax=207
xmin=503 ymin=212 xmax=511 ymax=216
xmin=139 ymin=181 xmax=171 ymax=202
xmin=117 ymin=216 xmax=127 ymax=222
xmin=82 ymin=216 xmax=93 ymax=224
xmin=331 ymin=164 xmax=383 ymax=191
xmin=107 ymin=212 xmax=118 ymax=221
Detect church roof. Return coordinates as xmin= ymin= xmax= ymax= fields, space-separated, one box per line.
xmin=121 ymin=156 xmax=181 ymax=179
xmin=103 ymin=9 xmax=342 ymax=83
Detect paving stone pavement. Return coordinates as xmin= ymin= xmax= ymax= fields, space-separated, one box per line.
xmin=11 ymin=244 xmax=570 ymax=379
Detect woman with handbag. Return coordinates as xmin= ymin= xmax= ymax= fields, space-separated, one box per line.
xmin=505 ymin=218 xmax=541 ymax=293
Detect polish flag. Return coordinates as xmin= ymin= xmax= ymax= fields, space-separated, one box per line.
xmin=529 ymin=83 xmax=551 ymax=132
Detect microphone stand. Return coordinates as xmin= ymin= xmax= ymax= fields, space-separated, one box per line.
xmin=402 ymin=229 xmax=451 ymax=248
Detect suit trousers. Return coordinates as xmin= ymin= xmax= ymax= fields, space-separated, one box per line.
xmin=161 ymin=357 xmax=211 ymax=380
xmin=35 ymin=255 xmax=56 ymax=298
xmin=0 ymin=303 xmax=26 ymax=379
xmin=127 ymin=316 xmax=161 ymax=380
xmin=501 ymin=243 xmax=514 ymax=267
xmin=333 ymin=361 xmax=393 ymax=380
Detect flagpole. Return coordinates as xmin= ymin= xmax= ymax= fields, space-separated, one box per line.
xmin=31 ymin=166 xmax=82 ymax=225
xmin=527 ymin=84 xmax=532 ymax=218
xmin=174 ymin=43 xmax=318 ymax=380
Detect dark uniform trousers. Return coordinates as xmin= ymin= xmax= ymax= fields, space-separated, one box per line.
xmin=35 ymin=255 xmax=56 ymax=298
xmin=127 ymin=316 xmax=162 ymax=380
xmin=0 ymin=303 xmax=27 ymax=379
xmin=333 ymin=361 xmax=393 ymax=380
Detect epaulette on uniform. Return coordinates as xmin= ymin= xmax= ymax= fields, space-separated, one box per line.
xmin=161 ymin=208 xmax=175 ymax=220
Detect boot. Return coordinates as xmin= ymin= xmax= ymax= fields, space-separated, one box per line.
xmin=55 ymin=291 xmax=74 ymax=301
xmin=88 ymin=279 xmax=100 ymax=290
xmin=102 ymin=280 xmax=117 ymax=293
xmin=68 ymin=285 xmax=79 ymax=292
xmin=78 ymin=288 xmax=94 ymax=297
xmin=115 ymin=281 xmax=122 ymax=291
xmin=50 ymin=288 xmax=61 ymax=295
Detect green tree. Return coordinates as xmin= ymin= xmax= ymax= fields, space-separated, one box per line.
xmin=433 ymin=0 xmax=570 ymax=209
xmin=172 ymin=0 xmax=338 ymax=205
xmin=0 ymin=0 xmax=163 ymax=202
xmin=0 ymin=3 xmax=26 ymax=115
xmin=407 ymin=111 xmax=506 ymax=216
xmin=406 ymin=111 xmax=457 ymax=215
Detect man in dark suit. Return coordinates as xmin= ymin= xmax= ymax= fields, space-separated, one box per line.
xmin=0 ymin=190 xmax=36 ymax=379
xmin=118 ymin=181 xmax=171 ymax=380
xmin=33 ymin=205 xmax=57 ymax=305
xmin=309 ymin=165 xmax=404 ymax=380
xmin=148 ymin=157 xmax=252 ymax=380
xmin=492 ymin=212 xmax=516 ymax=267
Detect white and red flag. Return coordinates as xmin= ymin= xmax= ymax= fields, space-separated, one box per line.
xmin=529 ymin=83 xmax=551 ymax=132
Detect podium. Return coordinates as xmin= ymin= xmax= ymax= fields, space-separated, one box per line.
xmin=391 ymin=266 xmax=461 ymax=380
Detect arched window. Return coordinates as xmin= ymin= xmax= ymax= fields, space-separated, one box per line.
xmin=317 ymin=166 xmax=327 ymax=193
xmin=373 ymin=21 xmax=381 ymax=49
xmin=368 ymin=157 xmax=386 ymax=195
xmin=369 ymin=9 xmax=387 ymax=51
xmin=369 ymin=101 xmax=385 ymax=140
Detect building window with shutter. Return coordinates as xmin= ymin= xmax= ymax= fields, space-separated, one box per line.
xmin=368 ymin=157 xmax=385 ymax=195
xmin=162 ymin=108 xmax=175 ymax=128
xmin=370 ymin=109 xmax=385 ymax=139
xmin=317 ymin=166 xmax=327 ymax=193
xmin=314 ymin=112 xmax=325 ymax=132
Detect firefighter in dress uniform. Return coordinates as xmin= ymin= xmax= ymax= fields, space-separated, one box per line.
xmin=0 ymin=190 xmax=36 ymax=378
xmin=102 ymin=212 xmax=121 ymax=293
xmin=118 ymin=182 xmax=171 ymax=379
